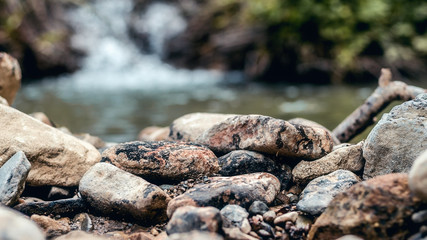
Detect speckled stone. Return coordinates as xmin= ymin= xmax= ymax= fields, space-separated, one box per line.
xmin=308 ymin=173 xmax=423 ymax=240
xmin=79 ymin=163 xmax=170 ymax=224
xmin=167 ymin=172 xmax=280 ymax=218
xmin=101 ymin=141 xmax=219 ymax=183
xmin=220 ymin=204 xmax=250 ymax=230
xmin=196 ymin=115 xmax=334 ymax=160
xmin=166 ymin=206 xmax=222 ymax=235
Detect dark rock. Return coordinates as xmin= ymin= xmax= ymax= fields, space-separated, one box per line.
xmin=0 ymin=151 xmax=31 ymax=206
xmin=292 ymin=141 xmax=364 ymax=186
xmin=167 ymin=230 xmax=224 ymax=240
xmin=413 ymin=210 xmax=427 ymax=224
xmin=297 ymin=170 xmax=360 ymax=215
xmin=79 ymin=163 xmax=170 ymax=224
xmin=47 ymin=186 xmax=74 ymax=200
xmin=196 ymin=115 xmax=334 ymax=160
xmin=101 ymin=141 xmax=219 ymax=183
xmin=220 ymin=204 xmax=250 ymax=230
xmin=167 ymin=172 xmax=280 ymax=218
xmin=363 ymin=94 xmax=427 ymax=179
xmin=409 ymin=150 xmax=427 ymax=201
xmin=0 ymin=205 xmax=45 ymax=240
xmin=248 ymin=200 xmax=269 ymax=216
xmin=308 ymin=173 xmax=423 ymax=240
xmin=13 ymin=197 xmax=86 ymax=216
xmin=166 ymin=206 xmax=222 ymax=235
xmin=31 ymin=214 xmax=70 ymax=238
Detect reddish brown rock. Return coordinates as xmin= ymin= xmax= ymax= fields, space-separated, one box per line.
xmin=196 ymin=115 xmax=333 ymax=160
xmin=101 ymin=141 xmax=219 ymax=183
xmin=169 ymin=112 xmax=238 ymax=142
xmin=167 ymin=172 xmax=280 ymax=218
xmin=31 ymin=215 xmax=70 ymax=238
xmin=308 ymin=173 xmax=423 ymax=240
xmin=0 ymin=52 xmax=21 ymax=105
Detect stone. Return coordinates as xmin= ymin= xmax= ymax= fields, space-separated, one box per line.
xmin=0 ymin=151 xmax=31 ymax=206
xmin=262 ymin=210 xmax=276 ymax=224
xmin=308 ymin=173 xmax=423 ymax=240
xmin=248 ymin=200 xmax=269 ymax=215
xmin=31 ymin=214 xmax=70 ymax=238
xmin=196 ymin=115 xmax=334 ymax=160
xmin=297 ymin=170 xmax=360 ymax=215
xmin=14 ymin=198 xmax=86 ymax=216
xmin=169 ymin=112 xmax=237 ymax=142
xmin=288 ymin=117 xmax=340 ymax=145
xmin=0 ymin=95 xmax=8 ymax=105
xmin=274 ymin=211 xmax=299 ymax=225
xmin=101 ymin=141 xmax=219 ymax=183
xmin=409 ymin=150 xmax=427 ymax=201
xmin=79 ymin=163 xmax=170 ymax=224
xmin=218 ymin=150 xmax=278 ymax=176
xmin=412 ymin=210 xmax=427 ymax=224
xmin=363 ymin=94 xmax=427 ymax=179
xmin=167 ymin=230 xmax=224 ymax=240
xmin=74 ymin=133 xmax=106 ymax=149
xmin=220 ymin=204 xmax=250 ymax=231
xmin=0 ymin=104 xmax=101 ymax=187
xmin=292 ymin=141 xmax=364 ymax=185
xmin=0 ymin=205 xmax=45 ymax=240
xmin=336 ymin=235 xmax=364 ymax=240
xmin=166 ymin=206 xmax=222 ymax=235
xmin=138 ymin=126 xmax=170 ymax=141
xmin=55 ymin=231 xmax=109 ymax=240
xmin=48 ymin=186 xmax=73 ymax=200
xmin=73 ymin=213 xmax=93 ymax=231
xmin=29 ymin=112 xmax=55 ymax=127
xmin=0 ymin=52 xmax=21 ymax=105
xmin=223 ymin=227 xmax=258 ymax=240
xmin=167 ymin=173 xmax=280 ymax=218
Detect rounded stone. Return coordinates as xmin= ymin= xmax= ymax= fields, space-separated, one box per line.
xmin=220 ymin=204 xmax=249 ymax=228
xmin=0 ymin=205 xmax=45 ymax=240
xmin=248 ymin=200 xmax=269 ymax=215
xmin=409 ymin=150 xmax=427 ymax=201
xmin=166 ymin=206 xmax=222 ymax=235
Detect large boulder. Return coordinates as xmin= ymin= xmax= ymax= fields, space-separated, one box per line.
xmin=79 ymin=162 xmax=170 ymax=224
xmin=0 ymin=52 xmax=21 ymax=105
xmin=0 ymin=205 xmax=45 ymax=240
xmin=0 ymin=105 xmax=101 ymax=186
xmin=196 ymin=115 xmax=334 ymax=160
xmin=101 ymin=141 xmax=219 ymax=183
xmin=308 ymin=173 xmax=423 ymax=240
xmin=0 ymin=151 xmax=31 ymax=206
xmin=167 ymin=172 xmax=280 ymax=218
xmin=169 ymin=112 xmax=237 ymax=142
xmin=292 ymin=142 xmax=364 ymax=185
xmin=409 ymin=150 xmax=427 ymax=201
xmin=363 ymin=94 xmax=427 ymax=179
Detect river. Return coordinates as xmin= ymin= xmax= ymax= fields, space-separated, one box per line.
xmin=11 ymin=0 xmax=423 ymax=143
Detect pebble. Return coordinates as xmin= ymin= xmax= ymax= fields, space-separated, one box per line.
xmin=220 ymin=204 xmax=250 ymax=230
xmin=409 ymin=150 xmax=427 ymax=201
xmin=167 ymin=230 xmax=224 ymax=240
xmin=262 ymin=210 xmax=276 ymax=224
xmin=166 ymin=206 xmax=222 ymax=235
xmin=249 ymin=200 xmax=270 ymax=216
xmin=31 ymin=214 xmax=71 ymax=238
xmin=274 ymin=212 xmax=299 ymax=225
xmin=412 ymin=210 xmax=427 ymax=224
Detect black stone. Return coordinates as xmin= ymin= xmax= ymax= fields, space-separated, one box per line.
xmin=14 ymin=198 xmax=87 ymax=216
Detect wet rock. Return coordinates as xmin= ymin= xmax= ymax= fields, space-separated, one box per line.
xmin=166 ymin=206 xmax=222 ymax=235
xmin=138 ymin=126 xmax=170 ymax=141
xmin=101 ymin=141 xmax=219 ymax=183
xmin=167 ymin=172 xmax=280 ymax=218
xmin=0 ymin=52 xmax=21 ymax=105
xmin=292 ymin=141 xmax=364 ymax=185
xmin=31 ymin=214 xmax=71 ymax=238
xmin=55 ymin=230 xmax=109 ymax=240
xmin=288 ymin=118 xmax=340 ymax=145
xmin=218 ymin=150 xmax=278 ymax=176
xmin=0 ymin=205 xmax=45 ymax=240
xmin=79 ymin=163 xmax=170 ymax=224
xmin=223 ymin=227 xmax=258 ymax=240
xmin=297 ymin=170 xmax=360 ymax=215
xmin=196 ymin=115 xmax=334 ymax=160
xmin=308 ymin=173 xmax=423 ymax=240
xmin=14 ymin=197 xmax=86 ymax=216
xmin=220 ymin=204 xmax=250 ymax=231
xmin=409 ymin=150 xmax=427 ymax=201
xmin=248 ymin=200 xmax=269 ymax=216
xmin=274 ymin=211 xmax=298 ymax=225
xmin=0 ymin=105 xmax=101 ymax=187
xmin=167 ymin=230 xmax=224 ymax=240
xmin=0 ymin=151 xmax=31 ymax=206
xmin=169 ymin=112 xmax=237 ymax=142
xmin=363 ymin=94 xmax=427 ymax=179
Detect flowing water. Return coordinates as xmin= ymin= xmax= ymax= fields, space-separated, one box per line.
xmin=12 ymin=0 xmax=423 ymax=143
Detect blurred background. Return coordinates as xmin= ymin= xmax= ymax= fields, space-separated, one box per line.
xmin=1 ymin=0 xmax=427 ymax=142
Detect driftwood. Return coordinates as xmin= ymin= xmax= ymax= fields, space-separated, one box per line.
xmin=333 ymin=68 xmax=426 ymax=143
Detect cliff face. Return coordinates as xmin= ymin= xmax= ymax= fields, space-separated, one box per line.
xmin=0 ymin=0 xmax=83 ymax=79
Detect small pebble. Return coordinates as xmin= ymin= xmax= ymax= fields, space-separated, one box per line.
xmin=249 ymin=201 xmax=269 ymax=215
xmin=262 ymin=210 xmax=276 ymax=224
xmin=150 ymin=228 xmax=159 ymax=236
xmin=258 ymin=229 xmax=271 ymax=237
xmin=274 ymin=211 xmax=299 ymax=225
xmin=413 ymin=210 xmax=427 ymax=224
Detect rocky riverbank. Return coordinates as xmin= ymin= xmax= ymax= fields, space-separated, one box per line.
xmin=1 ymin=53 xmax=427 ymax=240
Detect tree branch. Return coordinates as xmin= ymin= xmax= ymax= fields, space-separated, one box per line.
xmin=333 ymin=68 xmax=426 ymax=143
